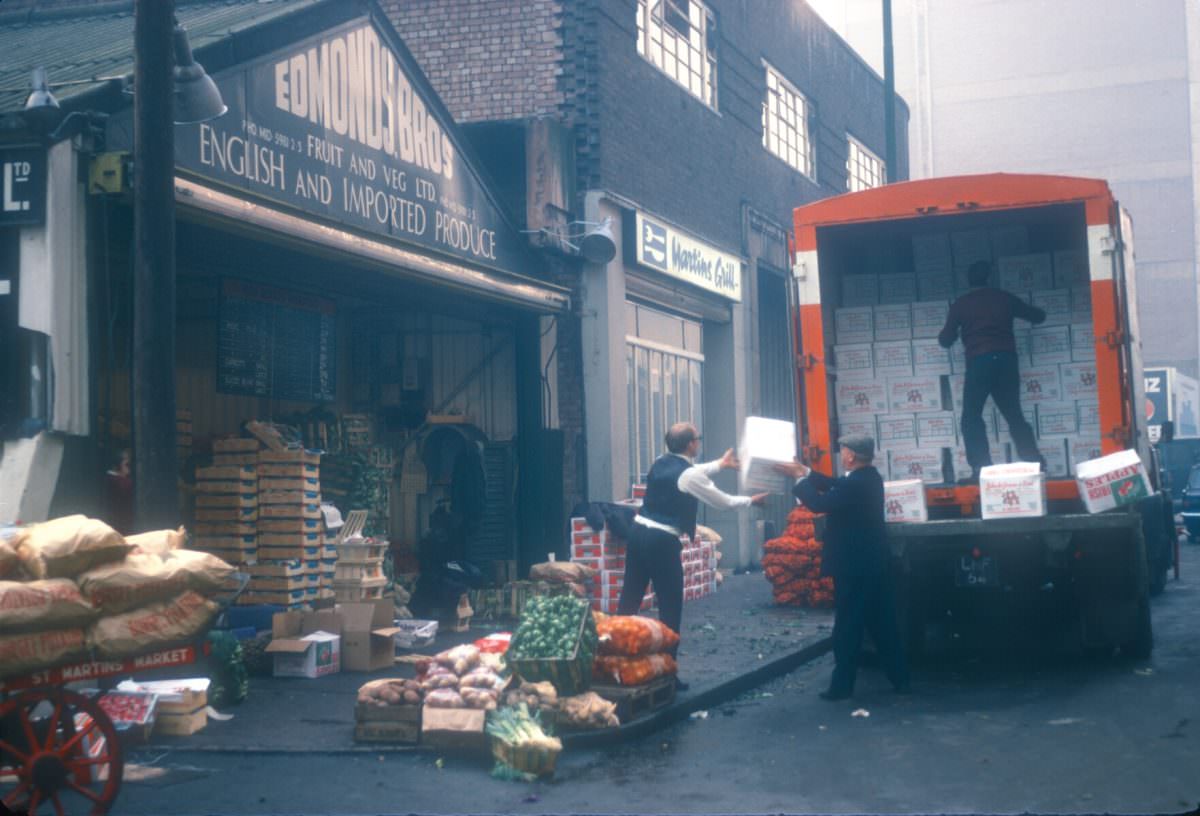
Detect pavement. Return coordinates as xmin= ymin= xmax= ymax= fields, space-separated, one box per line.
xmin=132 ymin=571 xmax=834 ymax=754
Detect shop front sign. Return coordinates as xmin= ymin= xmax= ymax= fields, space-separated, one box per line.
xmin=172 ymin=19 xmax=529 ymax=275
xmin=0 ymin=147 xmax=46 ymax=226
xmin=626 ymin=210 xmax=741 ymax=301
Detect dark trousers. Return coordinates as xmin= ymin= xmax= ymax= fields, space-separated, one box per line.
xmin=961 ymin=351 xmax=1042 ymax=471
xmin=617 ymin=523 xmax=684 ymax=649
xmin=829 ymin=567 xmax=909 ymax=695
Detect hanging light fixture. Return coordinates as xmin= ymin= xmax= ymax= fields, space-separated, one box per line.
xmin=171 ymin=19 xmax=227 ymax=124
xmin=24 ymin=66 xmax=60 ymax=112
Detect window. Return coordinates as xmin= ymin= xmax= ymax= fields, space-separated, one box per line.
xmin=762 ymin=63 xmax=814 ymax=178
xmin=626 ymin=304 xmax=704 ymax=490
xmin=636 ymin=0 xmax=719 ymax=109
xmin=847 ymin=136 xmax=886 ymax=191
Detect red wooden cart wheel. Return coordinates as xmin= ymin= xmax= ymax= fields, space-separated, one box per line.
xmin=0 ymin=688 xmax=124 ymax=815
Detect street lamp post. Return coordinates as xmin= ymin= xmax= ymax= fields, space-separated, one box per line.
xmin=132 ymin=0 xmax=179 ymax=530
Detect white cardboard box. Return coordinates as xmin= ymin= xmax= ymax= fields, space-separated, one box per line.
xmin=874 ymin=341 xmax=915 ymax=376
xmin=995 ymin=404 xmax=1038 ymax=438
xmin=887 ymin=375 xmax=945 ymax=413
xmin=1071 ymin=322 xmax=1095 ymax=362
xmin=267 ymin=630 xmax=341 ymax=679
xmin=951 ymin=447 xmax=972 ymax=481
xmin=949 ymin=342 xmax=967 ymax=373
xmin=1037 ymin=404 xmax=1079 ymax=437
xmin=998 ymin=253 xmax=1054 ymax=292
xmin=911 ymin=300 xmax=950 ymax=339
xmin=874 ymin=304 xmax=913 ymax=341
xmin=738 ymin=416 xmax=797 ymax=493
xmin=1031 ymin=289 xmax=1072 ymax=326
xmin=841 ymin=275 xmax=880 ymax=307
xmin=884 ymin=479 xmax=929 ymax=523
xmin=878 ymin=273 xmax=918 ymax=304
xmin=1038 ymin=438 xmax=1070 ymax=477
xmin=889 ymin=447 xmax=945 ymax=484
xmin=1030 ymin=325 xmax=1072 ymax=365
xmin=835 ymin=343 xmax=874 ymax=379
xmin=838 ymin=418 xmax=876 ymax=439
xmin=1014 ymin=328 xmax=1034 ymax=364
xmin=1077 ymin=400 xmax=1101 ymax=431
xmin=1020 ymin=366 xmax=1064 ymax=403
xmin=1068 ymin=436 xmax=1104 ymax=474
xmin=836 ymin=379 xmax=888 ymax=416
xmin=1070 ymin=286 xmax=1092 ymax=321
xmin=1054 ymin=250 xmax=1089 ymax=289
xmin=917 ymin=413 xmax=958 ymax=446
xmin=917 ymin=269 xmax=955 ymax=301
xmin=835 ymin=307 xmax=874 ymax=344
xmin=1075 ymin=449 xmax=1152 ymax=513
xmin=877 ymin=415 xmax=919 ymax=447
xmin=912 ymin=338 xmax=952 ymax=375
xmin=1061 ymin=362 xmax=1098 ymax=401
xmin=980 ymin=462 xmax=1047 ymax=520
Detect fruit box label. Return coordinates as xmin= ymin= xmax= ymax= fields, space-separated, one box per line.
xmin=887 ymin=376 xmax=944 ymax=413
xmin=836 ymin=380 xmax=887 ymax=416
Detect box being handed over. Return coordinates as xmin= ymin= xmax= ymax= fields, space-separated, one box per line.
xmin=884 ymin=479 xmax=928 ymax=523
xmin=1074 ymin=449 xmax=1153 ymax=513
xmin=980 ymin=462 xmax=1047 ymax=520
xmin=738 ymin=416 xmax=797 ymax=493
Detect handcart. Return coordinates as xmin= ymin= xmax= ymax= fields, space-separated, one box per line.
xmin=0 ymin=573 xmax=248 ymax=815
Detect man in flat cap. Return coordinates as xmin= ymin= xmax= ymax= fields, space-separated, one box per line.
xmin=776 ymin=435 xmax=909 ymax=700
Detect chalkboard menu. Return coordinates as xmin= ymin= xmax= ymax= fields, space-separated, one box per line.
xmin=217 ymin=279 xmax=336 ymax=402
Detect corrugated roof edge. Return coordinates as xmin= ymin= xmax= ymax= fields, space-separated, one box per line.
xmin=0 ymin=0 xmax=252 ymax=26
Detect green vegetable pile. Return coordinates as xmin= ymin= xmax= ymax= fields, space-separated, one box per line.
xmin=506 ymin=595 xmax=598 ymax=662
xmin=206 ymin=630 xmax=249 ymax=707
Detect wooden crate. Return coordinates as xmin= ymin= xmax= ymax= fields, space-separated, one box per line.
xmin=194 ymin=522 xmax=257 ymax=537
xmin=212 ymin=453 xmax=258 ymax=466
xmin=196 ymin=493 xmax=257 ymax=509
xmin=196 ymin=508 xmax=257 ymax=523
xmin=260 ymin=476 xmax=319 ymax=491
xmin=591 ymin=674 xmax=676 ymax=723
xmin=195 ymin=479 xmax=257 ymax=495
xmin=214 ymin=438 xmax=260 ymax=453
xmin=259 ymin=490 xmax=320 ymax=505
xmin=333 ymin=576 xmax=387 ymax=602
xmin=491 ymin=738 xmax=559 ymax=776
xmin=258 ymin=449 xmax=321 ymax=465
xmin=259 ymin=503 xmax=322 ymax=520
xmin=507 ymin=608 xmax=594 ymax=695
xmin=196 ymin=465 xmax=256 ymax=482
xmin=259 ymin=518 xmax=322 ymax=534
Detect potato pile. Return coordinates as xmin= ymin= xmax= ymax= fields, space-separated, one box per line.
xmin=501 ymin=680 xmax=558 ymax=716
xmin=357 ymin=678 xmax=423 ymax=707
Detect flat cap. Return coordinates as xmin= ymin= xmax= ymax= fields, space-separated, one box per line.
xmin=838 ymin=434 xmax=875 ymax=460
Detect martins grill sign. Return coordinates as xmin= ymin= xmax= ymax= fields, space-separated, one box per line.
xmin=172 ymin=19 xmax=526 ymax=272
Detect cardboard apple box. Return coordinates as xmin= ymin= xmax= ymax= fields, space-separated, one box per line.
xmin=980 ymin=462 xmax=1046 ymax=520
xmin=1074 ymin=449 xmax=1153 ymax=514
xmin=887 ymin=375 xmax=945 ymax=413
xmin=738 ymin=416 xmax=797 ymax=493
xmin=835 ymin=307 xmax=874 ymax=344
xmin=873 ymin=304 xmax=913 ymax=341
xmin=884 ymin=479 xmax=928 ymax=523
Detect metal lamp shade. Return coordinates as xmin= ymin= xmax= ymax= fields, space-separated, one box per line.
xmin=579 ymin=217 xmax=617 ymax=264
xmin=24 ymin=67 xmax=60 ymax=111
xmin=172 ymin=24 xmax=227 ymax=124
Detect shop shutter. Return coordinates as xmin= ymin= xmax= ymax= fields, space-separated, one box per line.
xmin=467 ymin=442 xmax=516 ymax=563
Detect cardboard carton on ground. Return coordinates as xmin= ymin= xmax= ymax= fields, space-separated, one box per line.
xmin=738 ymin=416 xmax=797 ymax=493
xmin=267 ymin=608 xmax=343 ymax=678
xmin=1075 ymin=449 xmax=1153 ymax=514
xmin=338 ymin=599 xmax=404 ymax=672
xmin=980 ymin=462 xmax=1047 ymax=520
xmin=118 ymin=677 xmax=210 ymax=736
xmin=884 ymin=479 xmax=928 ymax=523
xmin=873 ymin=303 xmax=913 ymax=341
xmin=421 ymin=706 xmax=488 ymax=753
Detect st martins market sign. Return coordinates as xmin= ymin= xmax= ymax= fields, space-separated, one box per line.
xmin=171 ymin=19 xmax=527 ymax=274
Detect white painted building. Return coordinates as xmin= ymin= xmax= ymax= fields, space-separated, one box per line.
xmin=808 ymin=0 xmax=1200 ymax=378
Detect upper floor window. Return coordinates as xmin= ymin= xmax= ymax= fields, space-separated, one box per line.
xmin=847 ymin=136 xmax=886 ymax=191
xmin=762 ymin=62 xmax=814 ymax=178
xmin=636 ymin=0 xmax=718 ymax=110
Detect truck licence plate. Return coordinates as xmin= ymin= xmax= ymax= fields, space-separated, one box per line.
xmin=955 ymin=555 xmax=998 ymax=588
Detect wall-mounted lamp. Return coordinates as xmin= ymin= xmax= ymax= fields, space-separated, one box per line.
xmin=525 ymin=216 xmax=617 ymax=265
xmin=171 ymin=18 xmax=226 ymax=124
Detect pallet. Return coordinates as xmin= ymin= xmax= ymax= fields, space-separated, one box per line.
xmin=591 ymin=674 xmax=676 ymax=724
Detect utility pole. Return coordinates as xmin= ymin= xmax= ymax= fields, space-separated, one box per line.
xmin=132 ymin=0 xmax=179 ymax=530
xmin=883 ymin=0 xmax=898 ymax=183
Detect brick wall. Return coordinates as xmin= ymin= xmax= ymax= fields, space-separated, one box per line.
xmin=381 ymin=0 xmax=567 ymax=123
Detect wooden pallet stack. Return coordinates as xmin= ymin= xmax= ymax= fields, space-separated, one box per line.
xmin=193 ymin=458 xmax=258 ymax=567
xmin=332 ymin=510 xmax=388 ymax=602
xmin=248 ymin=448 xmax=324 ymax=609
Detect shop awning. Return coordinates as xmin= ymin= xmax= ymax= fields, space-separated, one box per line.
xmin=174 ymin=178 xmax=570 ymax=313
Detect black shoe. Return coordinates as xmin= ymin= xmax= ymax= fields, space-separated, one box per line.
xmin=818 ymin=689 xmax=851 ymax=701
xmin=675 ymin=678 xmax=690 ymax=692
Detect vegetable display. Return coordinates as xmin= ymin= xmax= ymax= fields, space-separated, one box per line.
xmin=487 ymin=702 xmax=562 ymax=778
xmin=762 ymin=507 xmax=834 ymax=608
xmin=557 ymin=692 xmax=620 ymax=729
xmin=357 ymin=678 xmax=423 ymax=707
xmin=593 ymin=653 xmax=677 ymax=686
xmin=506 ymin=595 xmax=597 ymax=661
xmin=594 ymin=612 xmax=679 ymax=656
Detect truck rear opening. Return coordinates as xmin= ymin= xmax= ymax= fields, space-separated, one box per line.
xmin=789 ymin=174 xmax=1174 ymax=656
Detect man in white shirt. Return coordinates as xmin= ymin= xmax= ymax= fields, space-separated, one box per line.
xmin=617 ymin=422 xmax=767 ymax=690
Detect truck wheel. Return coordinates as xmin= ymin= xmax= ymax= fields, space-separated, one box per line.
xmin=1120 ymin=599 xmax=1153 ymax=660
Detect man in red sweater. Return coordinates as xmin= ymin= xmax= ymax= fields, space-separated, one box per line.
xmin=939 ymin=260 xmax=1047 ymax=483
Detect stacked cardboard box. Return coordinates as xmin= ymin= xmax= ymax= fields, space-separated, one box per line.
xmin=193 ymin=458 xmax=258 ymax=566
xmin=827 ymin=229 xmax=1100 ymax=483
xmin=332 ymin=537 xmax=388 ymax=603
xmin=246 ymin=449 xmax=324 ymax=608
xmin=569 ymin=519 xmax=654 ymax=614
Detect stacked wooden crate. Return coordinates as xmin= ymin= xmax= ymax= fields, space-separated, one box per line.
xmin=193 ymin=438 xmax=260 ymax=567
xmin=250 ymin=449 xmax=323 ymax=609
xmin=176 ymin=409 xmax=193 ymax=463
xmin=332 ymin=511 xmax=387 ymax=602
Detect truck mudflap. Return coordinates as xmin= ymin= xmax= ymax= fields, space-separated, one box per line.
xmin=888 ymin=511 xmax=1150 ymax=657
